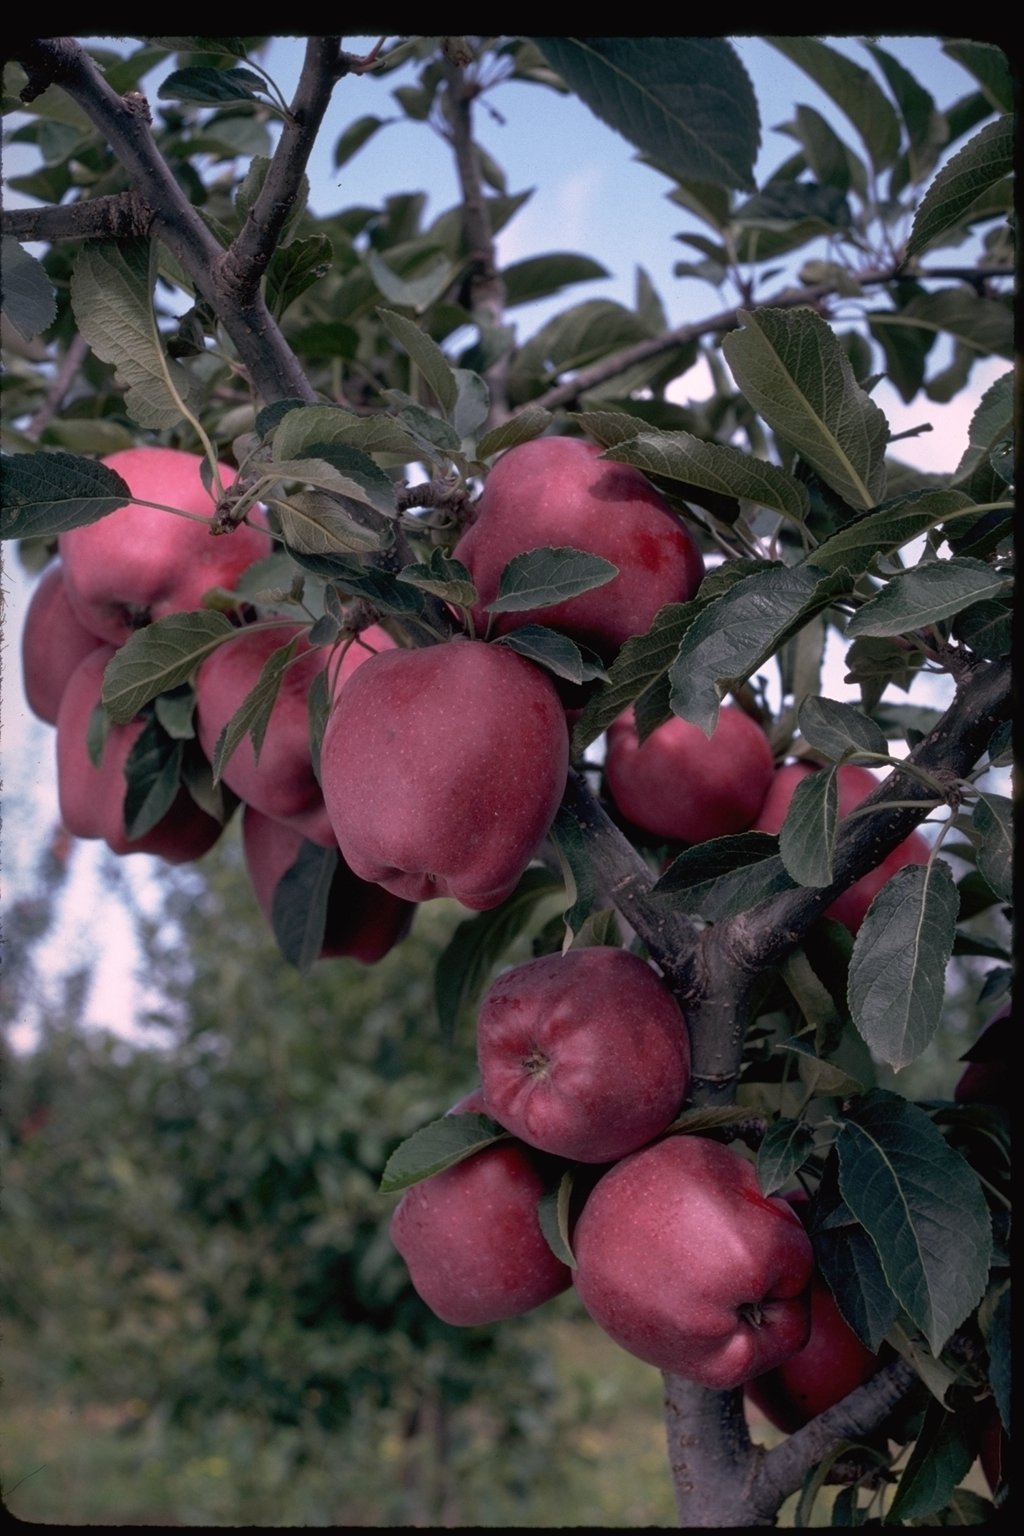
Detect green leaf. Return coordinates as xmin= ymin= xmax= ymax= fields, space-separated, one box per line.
xmin=766 ymin=36 xmax=901 ymax=172
xmin=379 ymin=1113 xmax=511 ymax=1194
xmin=757 ymin=1119 xmax=815 ymax=1196
xmin=571 ymin=599 xmax=703 ymax=753
xmin=668 ymin=562 xmax=852 ymax=736
xmin=797 ymin=695 xmax=888 ymax=764
xmin=0 ymin=452 xmax=131 ymax=540
xmin=475 ymin=405 xmax=553 ymax=462
xmin=848 ymin=860 xmax=958 ymax=1070
xmin=942 ymin=41 xmax=1014 ymax=113
xmin=812 ymin=1198 xmax=900 ymax=1354
xmin=779 ymin=1037 xmax=864 ymax=1099
xmin=952 ymin=370 xmax=1014 ymax=487
xmin=503 ymin=253 xmax=609 ymax=309
xmin=158 ymin=65 xmax=264 ymax=103
xmin=496 ymin=627 xmax=607 ymax=687
xmin=70 ymin=240 xmax=198 ymax=428
xmin=271 ymin=840 xmax=335 ymax=972
xmin=486 ymin=547 xmax=618 ymax=614
xmin=152 ymin=684 xmax=197 ymax=740
xmin=270 ymin=403 xmax=426 ymax=466
xmin=265 ymin=234 xmax=332 ymax=320
xmin=433 ymin=868 xmax=564 ymax=1042
xmin=809 ymin=489 xmax=978 ymax=577
xmin=549 ymin=803 xmax=598 ymax=942
xmin=870 ymin=289 xmax=1012 ymax=361
xmin=606 ymin=430 xmax=810 ymax=525
xmin=907 ymin=115 xmax=1016 ymax=257
xmin=1 ymin=238 xmax=56 ymax=340
xmin=101 ymin=612 xmax=235 ymax=723
xmin=367 ymin=249 xmax=454 ymax=314
xmin=836 ymin=1090 xmax=992 ymax=1355
xmin=779 ymin=764 xmax=838 ymax=887
xmin=396 ymin=549 xmax=478 ymax=608
xmin=378 ymin=307 xmax=458 ymax=413
xmin=122 ymin=719 xmax=184 ymax=839
xmin=530 ymin=37 xmax=759 ymax=192
xmin=451 ymin=368 xmax=490 ymax=441
xmin=954 ymin=595 xmax=1012 ymax=661
xmin=332 ymin=113 xmax=392 ymax=170
xmin=971 ymin=793 xmax=1012 ymax=904
xmin=212 ymin=634 xmax=298 ymax=784
xmin=653 ymin=832 xmax=796 ymax=922
xmin=846 ymin=557 xmax=1011 ymax=638
xmin=273 ymin=487 xmax=389 ymax=557
xmin=887 ymin=1398 xmax=976 ymax=1522
xmin=538 ymin=1172 xmax=577 ymax=1268
xmin=722 ymin=307 xmax=888 ymax=510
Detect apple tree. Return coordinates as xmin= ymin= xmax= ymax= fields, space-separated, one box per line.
xmin=1 ymin=35 xmax=1013 ymax=1527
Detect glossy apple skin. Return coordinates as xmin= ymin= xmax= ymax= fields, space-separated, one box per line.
xmin=605 ymin=704 xmax=775 ymax=845
xmin=389 ymin=1101 xmax=572 ymax=1326
xmin=21 ymin=562 xmax=106 ymax=725
xmin=572 ymin=1135 xmax=814 ymax=1389
xmin=56 ymin=646 xmax=226 ymax=862
xmin=59 ymin=447 xmax=272 ymax=644
xmin=476 ymin=947 xmax=690 ymax=1163
xmin=453 ymin=437 xmax=705 ymax=660
xmin=752 ymin=762 xmax=930 ymax=933
xmin=195 ymin=620 xmax=393 ymax=847
xmin=320 ymin=638 xmax=570 ymax=911
xmin=954 ymin=1010 xmax=1012 ymax=1108
xmin=241 ymin=805 xmax=413 ymax=965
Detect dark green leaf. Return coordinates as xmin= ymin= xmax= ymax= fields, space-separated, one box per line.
xmin=836 ymin=1090 xmax=992 ymax=1354
xmin=887 ymin=1398 xmax=975 ymax=1522
xmin=809 ymin=489 xmax=977 ymax=577
xmin=496 ymin=627 xmax=607 ymax=686
xmin=1 ymin=238 xmax=56 ymax=340
xmin=814 ymin=1215 xmax=900 ymax=1355
xmin=846 ymin=557 xmax=1011 ymax=638
xmin=1 ymin=452 xmax=131 ymax=539
xmin=668 ymin=562 xmax=852 ymax=735
xmin=101 ymin=613 xmax=234 ymax=722
xmin=869 ymin=289 xmax=1012 ymax=361
xmin=378 ymin=307 xmax=458 ymax=412
xmin=549 ymin=803 xmax=598 ymax=940
xmin=571 ymin=599 xmax=703 ymax=753
xmin=433 ymin=868 xmax=564 ymax=1042
xmin=607 ymin=430 xmax=810 ymax=524
xmin=158 ymin=66 xmax=264 ymax=103
xmin=486 ymin=547 xmax=617 ymax=614
xmin=779 ymin=1037 xmax=865 ymax=1099
xmin=475 ymin=405 xmax=554 ymax=462
xmin=848 ymin=860 xmax=959 ymax=1070
xmin=265 ymin=235 xmax=333 ymax=320
xmin=538 ymin=1172 xmax=577 ymax=1267
xmin=779 ymin=764 xmax=838 ymax=887
xmin=396 ymin=549 xmax=478 ymax=608
xmin=272 ymin=402 xmax=425 ymax=465
xmin=722 ymin=308 xmax=888 ymax=510
xmin=907 ymin=115 xmax=1015 ymax=257
xmin=152 ymin=684 xmax=197 ymax=740
xmin=271 ymin=840 xmax=335 ymax=971
xmin=954 ymin=595 xmax=1012 ymax=661
xmin=970 ymin=794 xmax=1012 ymax=903
xmin=797 ymin=696 xmax=888 ymax=764
xmin=530 ymin=37 xmax=759 ymax=191
xmin=502 ymin=252 xmax=609 ymax=309
xmin=212 ymin=633 xmax=299 ymax=784
xmin=332 ymin=113 xmax=392 ymax=169
xmin=653 ymin=832 xmax=796 ymax=922
xmin=757 ymin=1118 xmax=815 ymax=1196
xmin=379 ymin=1113 xmax=511 ymax=1193
xmin=122 ymin=719 xmax=184 ymax=839
xmin=766 ymin=36 xmax=901 ymax=171
xmin=942 ymin=41 xmax=1014 ymax=113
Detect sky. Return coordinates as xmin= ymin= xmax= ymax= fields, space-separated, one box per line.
xmin=1 ymin=35 xmax=1012 ymax=1046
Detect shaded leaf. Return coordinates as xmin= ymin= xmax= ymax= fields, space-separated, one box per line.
xmin=122 ymin=719 xmax=184 ymax=839
xmin=212 ymin=634 xmax=298 ymax=783
xmin=1 ymin=237 xmax=56 ymax=340
xmin=530 ymin=37 xmax=759 ymax=191
xmin=332 ymin=113 xmax=392 ymax=169
xmin=397 ymin=549 xmax=478 ymax=608
xmin=571 ymin=598 xmax=703 ymax=752
xmin=836 ymin=1090 xmax=992 ymax=1355
xmin=549 ymin=803 xmax=598 ymax=942
xmin=971 ymin=793 xmax=1012 ymax=903
xmin=907 ymin=114 xmax=1015 ymax=257
xmin=367 ymin=249 xmax=454 ymax=313
xmin=271 ymin=840 xmax=335 ymax=971
xmin=607 ymin=429 xmax=810 ymax=524
xmin=0 ymin=452 xmax=131 ymax=540
xmin=379 ymin=1113 xmax=511 ymax=1193
xmin=265 ymin=234 xmax=332 ymax=320
xmin=475 ymin=405 xmax=553 ymax=461
xmin=379 ymin=307 xmax=458 ymax=412
xmin=869 ymin=289 xmax=1012 ymax=361
xmin=757 ymin=1118 xmax=815 ymax=1196
xmin=271 ymin=402 xmax=426 ymax=464
xmin=653 ymin=832 xmax=796 ymax=922
xmin=779 ymin=765 xmax=838 ymax=887
xmin=809 ymin=488 xmax=977 ymax=576
xmin=797 ymin=695 xmax=888 ymax=764
xmin=887 ymin=1397 xmax=974 ymax=1522
xmin=503 ymin=252 xmax=609 ymax=309
xmin=538 ymin=1172 xmax=577 ymax=1268
xmin=722 ymin=307 xmax=888 ymax=510
xmin=848 ymin=860 xmax=959 ymax=1070
xmin=767 ymin=36 xmax=901 ymax=172
xmin=158 ymin=65 xmax=264 ymax=103
xmin=496 ymin=627 xmax=607 ymax=686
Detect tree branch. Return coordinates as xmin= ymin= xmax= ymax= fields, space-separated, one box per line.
xmin=7 ymin=38 xmax=316 ymax=406
xmin=219 ymin=37 xmax=342 ymax=300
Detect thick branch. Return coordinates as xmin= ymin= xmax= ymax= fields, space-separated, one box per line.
xmin=220 ymin=37 xmax=341 ymax=299
xmin=3 ymin=191 xmax=154 ymax=242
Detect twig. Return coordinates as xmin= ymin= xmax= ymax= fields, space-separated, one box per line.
xmin=23 ymin=332 xmax=90 ymax=441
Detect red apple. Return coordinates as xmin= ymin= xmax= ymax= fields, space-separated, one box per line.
xmin=195 ymin=620 xmax=394 ymax=846
xmin=744 ymin=1196 xmax=880 ymax=1432
xmin=476 ymin=947 xmax=690 ymax=1162
xmin=389 ymin=1099 xmax=572 ymax=1325
xmin=604 ymin=704 xmax=775 ymax=845
xmin=241 ymin=805 xmax=413 ymax=965
xmin=572 ymin=1135 xmax=814 ymax=1389
xmin=752 ymin=761 xmax=930 ymax=933
xmin=978 ymin=1401 xmax=1008 ymax=1496
xmin=319 ymin=637 xmax=569 ymax=911
xmin=56 ymin=646 xmax=227 ymax=862
xmin=453 ymin=437 xmax=705 ymax=660
xmin=954 ymin=1010 xmax=1012 ymax=1109
xmin=59 ymin=446 xmax=272 ymax=644
xmin=21 ymin=561 xmax=106 ymax=725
